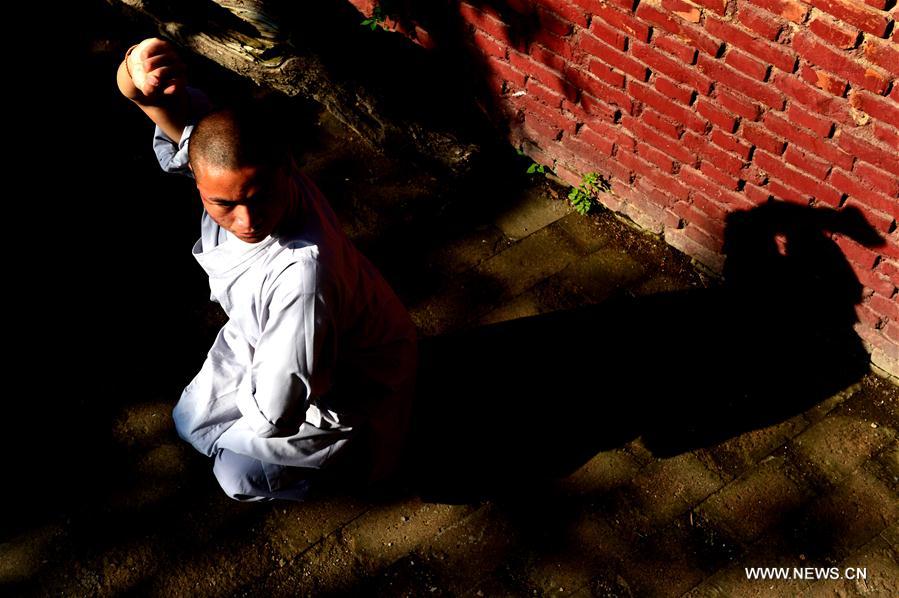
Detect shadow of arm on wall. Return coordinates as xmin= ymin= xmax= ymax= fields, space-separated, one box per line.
xmin=407 ymin=203 xmax=884 ymax=503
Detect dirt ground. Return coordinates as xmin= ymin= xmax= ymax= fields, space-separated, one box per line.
xmin=3 ymin=3 xmax=897 ymax=597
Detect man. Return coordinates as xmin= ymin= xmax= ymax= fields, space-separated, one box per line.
xmin=117 ymin=37 xmax=418 ymax=502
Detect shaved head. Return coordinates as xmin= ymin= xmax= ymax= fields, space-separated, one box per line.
xmin=188 ymin=98 xmax=289 ymax=178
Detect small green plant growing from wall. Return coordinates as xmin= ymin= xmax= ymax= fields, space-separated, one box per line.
xmin=361 ymin=6 xmax=387 ymax=30
xmin=568 ymin=172 xmax=612 ymax=215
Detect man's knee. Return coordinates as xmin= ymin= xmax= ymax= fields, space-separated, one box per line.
xmin=212 ymin=448 xmax=273 ymax=502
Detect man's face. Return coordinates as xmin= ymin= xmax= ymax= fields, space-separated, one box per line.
xmin=192 ymin=160 xmax=291 ymax=243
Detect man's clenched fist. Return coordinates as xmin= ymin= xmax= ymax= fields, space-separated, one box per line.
xmin=127 ymin=37 xmax=186 ymax=99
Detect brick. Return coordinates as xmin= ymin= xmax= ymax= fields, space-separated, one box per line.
xmin=843 ymin=199 xmax=895 ymax=234
xmin=755 ymin=149 xmax=843 ymax=205
xmin=745 ymin=0 xmax=809 ymax=22
xmin=653 ymin=31 xmax=699 ymax=64
xmin=534 ymin=29 xmax=576 ymax=60
xmin=809 ymin=13 xmax=861 ymax=49
xmin=565 ymin=65 xmax=635 ymax=113
xmin=486 ymin=56 xmax=527 ymax=87
xmin=697 ymin=54 xmax=786 ymax=110
xmin=717 ymin=88 xmax=763 ymax=121
xmin=805 ymin=0 xmax=891 ymax=37
xmin=764 ymin=112 xmax=855 ymax=171
xmin=854 ymin=161 xmax=899 ymax=198
xmin=459 ymin=3 xmax=513 ymax=45
xmin=534 ymin=6 xmax=575 ymax=36
xmin=784 ymin=145 xmax=832 ymax=179
xmin=525 ymin=78 xmax=564 ymax=109
xmin=620 ymin=150 xmax=691 ymax=199
xmin=694 ymin=0 xmax=729 ymax=14
xmin=641 ymin=107 xmax=683 ymax=139
xmin=834 ymin=234 xmax=881 ymax=269
xmin=580 ymin=23 xmax=625 ymax=54
xmin=654 ymin=75 xmax=696 ymax=105
xmin=725 ymin=47 xmax=770 ymax=81
xmin=869 ymin=293 xmax=899 ymax=321
xmin=684 ymin=218 xmax=725 ymax=250
xmin=678 ymin=166 xmax=746 ymax=209
xmin=521 ymin=113 xmax=563 ymax=142
xmin=786 ymin=103 xmax=834 ymax=138
xmin=631 ymin=41 xmax=714 ymax=94
xmin=740 ymin=121 xmax=786 ymax=154
xmin=769 ymin=179 xmax=814 ymax=205
xmin=793 ymin=31 xmax=890 ymax=95
xmin=594 ymin=3 xmax=652 ymax=42
xmin=672 ymin=199 xmax=728 ymax=237
xmin=711 ymin=129 xmax=753 ymax=160
xmin=533 ymin=0 xmax=588 ymax=28
xmin=831 ymin=169 xmax=899 ymax=218
xmin=700 ymin=159 xmax=742 ymax=190
xmin=858 ymin=263 xmax=899 ymax=296
xmin=621 ymin=114 xmax=698 ymax=165
xmin=849 ymin=89 xmax=899 ymax=130
xmin=697 ymin=99 xmax=738 ymax=133
xmin=530 ymin=43 xmax=567 ymax=73
xmin=798 ymin=63 xmax=849 ymax=97
xmin=872 ymin=122 xmax=899 ymax=151
xmin=578 ymin=122 xmax=618 ymax=155
xmin=686 ymin=132 xmax=746 ymax=175
xmin=877 ymin=259 xmax=899 ymax=287
xmin=637 ymin=142 xmax=677 ymax=172
xmin=743 ymin=181 xmax=772 ymax=204
xmin=582 ymin=38 xmax=649 ymax=81
xmin=578 ymin=90 xmax=621 ymax=120
xmin=587 ymin=58 xmax=627 ymax=87
xmin=704 ymin=15 xmax=799 ymax=73
xmin=837 ymin=129 xmax=899 ymax=177
xmin=773 ymin=73 xmax=849 ymax=122
xmin=509 ymin=51 xmax=577 ymax=100
xmin=864 ymin=37 xmax=899 ymax=78
xmin=630 ymin=81 xmax=709 ymax=132
xmin=635 ymin=3 xmax=724 ymax=56
xmin=661 ymin=0 xmax=702 ymax=22
xmin=736 ymin=4 xmax=784 ymax=40
xmin=472 ymin=30 xmax=506 ymax=59
xmin=513 ymin=92 xmax=577 ymax=133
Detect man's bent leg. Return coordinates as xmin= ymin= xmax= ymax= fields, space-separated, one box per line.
xmin=212 ymin=448 xmax=317 ymax=502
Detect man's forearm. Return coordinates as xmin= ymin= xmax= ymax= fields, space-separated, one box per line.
xmin=117 ymin=48 xmax=190 ymax=143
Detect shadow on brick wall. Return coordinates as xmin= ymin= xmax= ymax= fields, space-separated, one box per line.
xmin=409 ymin=203 xmax=885 ymax=503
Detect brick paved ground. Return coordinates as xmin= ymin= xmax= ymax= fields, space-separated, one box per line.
xmin=5 ymin=10 xmax=897 ymax=596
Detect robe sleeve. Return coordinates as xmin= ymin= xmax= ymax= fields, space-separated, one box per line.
xmin=233 ymin=259 xmax=337 ymax=438
xmin=152 ymin=86 xmax=213 ymax=179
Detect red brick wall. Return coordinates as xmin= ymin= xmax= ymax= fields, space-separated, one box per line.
xmin=349 ymin=0 xmax=899 ymax=376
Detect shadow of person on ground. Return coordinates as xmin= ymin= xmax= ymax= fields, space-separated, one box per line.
xmin=404 ymin=202 xmax=884 ymax=504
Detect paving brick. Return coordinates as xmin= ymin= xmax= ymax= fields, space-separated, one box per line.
xmin=493 ymin=187 xmax=573 ymax=240
xmin=556 ymin=211 xmax=615 ymax=254
xmin=697 ymin=415 xmax=810 ymax=481
xmin=787 ymin=413 xmax=896 ymax=488
xmin=554 ymin=449 xmax=643 ymax=497
xmin=782 ymin=469 xmax=899 ymax=565
xmin=800 ymin=380 xmax=863 ymax=424
xmin=800 ymin=535 xmax=899 ymax=597
xmin=531 ymin=246 xmax=648 ymax=312
xmin=865 ymin=439 xmax=899 ymax=495
xmin=696 ymin=456 xmax=813 ymax=545
xmin=475 ymin=224 xmax=584 ymax=300
xmin=478 ymin=290 xmax=541 ymax=325
xmin=620 ymin=518 xmax=737 ymax=597
xmin=423 ymin=224 xmax=512 ymax=275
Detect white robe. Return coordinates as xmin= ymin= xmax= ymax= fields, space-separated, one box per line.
xmin=153 ymin=89 xmax=418 ymax=471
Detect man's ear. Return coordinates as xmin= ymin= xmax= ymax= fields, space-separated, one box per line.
xmin=188 ymin=162 xmax=193 ymax=172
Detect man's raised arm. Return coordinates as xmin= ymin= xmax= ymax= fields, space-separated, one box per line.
xmin=117 ymin=37 xmax=190 ymax=143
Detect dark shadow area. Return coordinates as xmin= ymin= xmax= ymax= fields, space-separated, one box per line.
xmin=406 ymin=202 xmax=883 ymax=503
